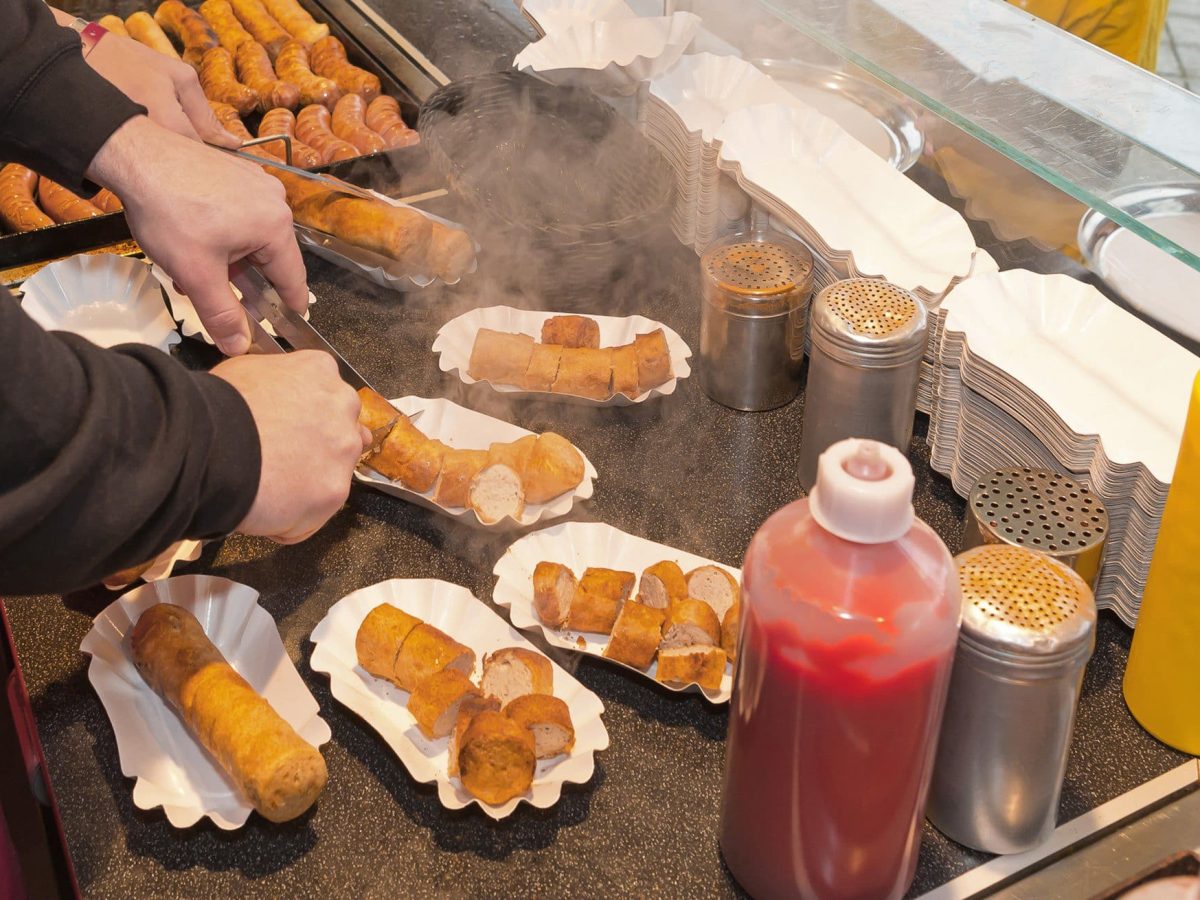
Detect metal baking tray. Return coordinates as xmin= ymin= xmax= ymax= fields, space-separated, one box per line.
xmin=1 ymin=144 xmax=440 ymax=287
xmin=0 ymin=0 xmax=426 ymax=278
xmin=1078 ymin=183 xmax=1200 ymax=342
xmin=750 ymin=58 xmax=924 ymax=172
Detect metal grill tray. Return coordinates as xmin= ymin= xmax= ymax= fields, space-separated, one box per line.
xmin=0 ymin=0 xmax=425 ymax=278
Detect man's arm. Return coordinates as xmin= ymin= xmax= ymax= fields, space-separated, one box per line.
xmin=0 ymin=292 xmax=261 ymax=595
xmin=0 ymin=0 xmax=144 ymax=189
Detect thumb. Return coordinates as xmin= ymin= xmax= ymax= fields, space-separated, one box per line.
xmin=176 ymin=261 xmax=252 ymax=355
xmin=176 ymin=76 xmax=240 ymax=147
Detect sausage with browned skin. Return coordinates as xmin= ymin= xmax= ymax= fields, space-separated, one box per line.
xmin=228 ymin=0 xmax=290 ymax=58
xmin=309 ymin=35 xmax=379 ymax=101
xmin=275 ymin=40 xmax=339 ymax=109
xmin=364 ymin=95 xmax=419 ymax=149
xmin=37 ymin=177 xmax=104 ymax=224
xmin=234 ymin=40 xmax=300 ymax=112
xmin=200 ymin=47 xmax=258 ymax=115
xmin=0 ymin=165 xmax=53 ymax=232
xmin=295 ymin=104 xmax=358 ymax=164
xmin=262 ymin=0 xmax=328 ymax=44
xmin=154 ymin=0 xmax=219 ymax=70
xmin=331 ymin=94 xmax=384 ymax=155
xmin=199 ymin=0 xmax=254 ymax=52
xmin=125 ymin=11 xmax=180 ymax=58
xmin=258 ymin=108 xmax=323 ymax=168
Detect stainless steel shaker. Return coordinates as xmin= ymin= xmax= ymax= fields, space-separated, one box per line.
xmin=962 ymin=467 xmax=1109 ymax=589
xmin=698 ymin=231 xmax=814 ymax=411
xmin=798 ymin=278 xmax=926 ymax=490
xmin=927 ymin=544 xmax=1097 ymax=855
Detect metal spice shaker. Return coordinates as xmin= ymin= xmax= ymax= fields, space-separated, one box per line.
xmin=698 ymin=231 xmax=813 ymax=411
xmin=927 ymin=544 xmax=1097 ymax=855
xmin=962 ymin=467 xmax=1109 ymax=589
xmin=798 ymin=278 xmax=927 ymax=490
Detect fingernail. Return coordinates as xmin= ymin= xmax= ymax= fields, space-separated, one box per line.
xmin=223 ymin=332 xmax=251 ymax=356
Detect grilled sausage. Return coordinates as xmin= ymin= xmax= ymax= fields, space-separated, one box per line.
xmin=154 ymin=0 xmax=219 ymax=69
xmin=270 ymin=169 xmax=435 ymax=268
xmin=258 ymin=108 xmax=323 ymax=168
xmin=310 ymin=35 xmax=380 ymax=100
xmin=130 ymin=603 xmax=328 ymax=824
xmin=200 ymin=47 xmax=258 ymax=115
xmin=234 ymin=40 xmax=300 ymax=112
xmin=37 ymin=177 xmax=104 ymax=224
xmin=262 ymin=0 xmax=328 ymax=45
xmin=275 ymin=40 xmax=340 ymax=109
xmin=295 ymin=104 xmax=358 ymax=163
xmin=210 ymin=100 xmax=258 ymax=145
xmin=364 ymin=95 xmax=419 ymax=149
xmin=91 ymin=189 xmax=124 ymax=214
xmin=125 ymin=11 xmax=181 ymax=58
xmin=98 ymin=14 xmax=128 ymax=36
xmin=199 ymin=0 xmax=254 ymax=52
xmin=228 ymin=0 xmax=291 ymax=59
xmin=0 ymin=165 xmax=53 ymax=232
xmin=331 ymin=94 xmax=385 ymax=155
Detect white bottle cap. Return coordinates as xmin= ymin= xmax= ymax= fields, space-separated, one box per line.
xmin=809 ymin=438 xmax=915 ymax=544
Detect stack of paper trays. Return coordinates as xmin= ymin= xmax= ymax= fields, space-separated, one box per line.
xmin=927 ymin=269 xmax=1199 ymax=624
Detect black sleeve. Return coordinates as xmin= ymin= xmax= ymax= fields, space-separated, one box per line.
xmin=0 ymin=0 xmax=145 ymax=190
xmin=0 ymin=293 xmax=262 ymax=595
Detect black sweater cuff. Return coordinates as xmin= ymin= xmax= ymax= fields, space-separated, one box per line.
xmin=0 ymin=5 xmax=145 ymax=190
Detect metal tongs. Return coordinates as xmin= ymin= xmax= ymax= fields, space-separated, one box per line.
xmin=214 ymin=135 xmax=448 ymax=205
xmin=230 ymin=261 xmax=374 ymax=393
xmin=214 ymin=134 xmax=381 ymax=201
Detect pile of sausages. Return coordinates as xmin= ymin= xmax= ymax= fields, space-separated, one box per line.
xmin=0 ymin=164 xmax=123 ymax=233
xmin=121 ymin=0 xmax=419 ymax=166
xmin=0 ymin=1 xmax=419 ymax=233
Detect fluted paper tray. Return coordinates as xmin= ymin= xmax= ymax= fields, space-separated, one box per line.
xmin=432 ymin=305 xmax=692 ymax=406
xmin=493 ymin=521 xmax=739 ymax=704
xmin=354 ymin=396 xmax=598 ymax=528
xmin=79 ymin=575 xmax=332 ymax=830
xmin=514 ymin=13 xmax=702 ymax=96
xmin=102 ymin=539 xmax=203 ymax=590
xmin=309 ymin=578 xmax=609 ymax=819
xmin=20 ymin=253 xmax=181 ymax=353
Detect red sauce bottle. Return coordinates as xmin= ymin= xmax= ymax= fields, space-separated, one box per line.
xmin=719 ymin=439 xmax=961 ymax=900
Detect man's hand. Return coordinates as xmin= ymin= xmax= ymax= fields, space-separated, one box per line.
xmin=87 ymin=116 xmax=309 ymax=356
xmin=66 ymin=18 xmax=239 ymax=148
xmin=211 ymin=351 xmax=371 ymax=544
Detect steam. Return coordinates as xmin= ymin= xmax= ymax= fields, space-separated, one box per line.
xmin=304 ymin=70 xmax=748 ymax=672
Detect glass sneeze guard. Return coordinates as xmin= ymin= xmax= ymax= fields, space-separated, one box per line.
xmin=707 ymin=0 xmax=1200 ymax=273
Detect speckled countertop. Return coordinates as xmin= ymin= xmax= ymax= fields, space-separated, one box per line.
xmin=4 ymin=214 xmax=1190 ymax=897
xmin=4 ymin=1 xmax=1192 ymax=894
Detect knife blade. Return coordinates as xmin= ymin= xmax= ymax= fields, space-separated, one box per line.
xmin=230 ymin=262 xmax=374 ymax=393
xmin=215 ymin=145 xmax=382 ymax=203
xmin=245 ymin=312 xmax=286 ymax=356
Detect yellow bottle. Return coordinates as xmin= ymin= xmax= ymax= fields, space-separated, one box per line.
xmin=1124 ymin=372 xmax=1200 ymax=754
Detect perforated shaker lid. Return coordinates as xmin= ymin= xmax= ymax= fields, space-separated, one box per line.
xmin=701 ymin=239 xmax=814 ymax=316
xmin=954 ymin=545 xmax=1096 ymax=661
xmin=812 ymin=278 xmax=927 ymax=361
xmin=809 ymin=439 xmax=915 ymax=544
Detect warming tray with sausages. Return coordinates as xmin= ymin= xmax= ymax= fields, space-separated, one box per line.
xmin=0 ymin=0 xmax=428 ymax=279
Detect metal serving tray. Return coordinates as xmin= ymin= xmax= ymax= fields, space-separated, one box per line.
xmin=750 ymin=58 xmax=924 ymax=173
xmin=1078 ymin=183 xmax=1200 ymax=343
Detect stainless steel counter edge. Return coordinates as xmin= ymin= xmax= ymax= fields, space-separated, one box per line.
xmin=920 ymin=761 xmax=1200 ymax=899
